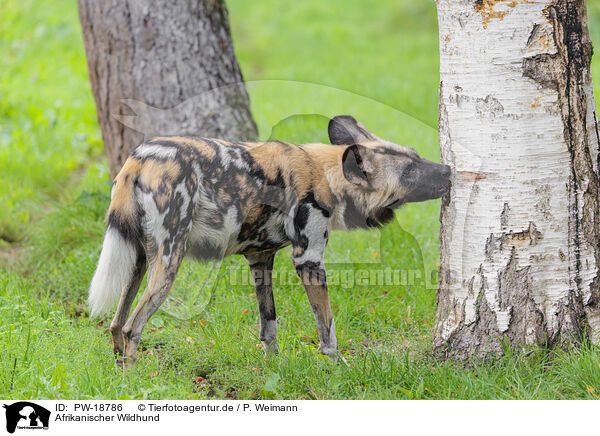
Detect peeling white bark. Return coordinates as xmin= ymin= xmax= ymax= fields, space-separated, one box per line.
xmin=435 ymin=0 xmax=600 ymax=359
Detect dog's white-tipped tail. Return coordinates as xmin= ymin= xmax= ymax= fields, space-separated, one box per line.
xmin=88 ymin=227 xmax=137 ymax=317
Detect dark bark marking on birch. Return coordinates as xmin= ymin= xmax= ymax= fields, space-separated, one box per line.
xmin=475 ymin=95 xmax=504 ymax=118
xmin=440 ymin=247 xmax=548 ymax=362
xmin=485 ymin=222 xmax=543 ymax=260
xmin=440 ymin=271 xmax=503 ymax=361
xmin=500 ymin=202 xmax=510 ymax=229
xmin=435 ymin=81 xmax=458 ymax=349
xmin=519 ymin=0 xmax=599 ymax=341
xmin=497 ymin=247 xmax=547 ymax=346
xmin=551 ymin=0 xmax=600 ymax=325
xmin=527 ymin=23 xmax=541 ymax=47
xmin=522 ymin=53 xmax=560 ymax=90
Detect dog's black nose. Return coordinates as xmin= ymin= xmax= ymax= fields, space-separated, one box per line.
xmin=441 ymin=164 xmax=451 ymax=178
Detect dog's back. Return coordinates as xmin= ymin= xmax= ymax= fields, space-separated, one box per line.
xmin=128 ymin=137 xmax=334 ymax=257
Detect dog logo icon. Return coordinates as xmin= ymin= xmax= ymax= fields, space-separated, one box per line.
xmin=2 ymin=402 xmax=50 ymax=433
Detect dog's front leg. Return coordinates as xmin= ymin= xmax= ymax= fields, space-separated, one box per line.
xmin=291 ymin=203 xmax=341 ymax=361
xmin=295 ymin=260 xmax=339 ymax=359
xmin=245 ymin=252 xmax=278 ymax=353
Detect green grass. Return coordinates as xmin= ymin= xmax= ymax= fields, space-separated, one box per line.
xmin=0 ymin=0 xmax=103 ymax=243
xmin=1 ymin=0 xmax=600 ymax=399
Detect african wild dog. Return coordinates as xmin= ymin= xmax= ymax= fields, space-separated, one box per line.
xmin=88 ymin=115 xmax=451 ymax=368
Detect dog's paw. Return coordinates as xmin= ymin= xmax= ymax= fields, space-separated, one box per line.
xmin=115 ymin=355 xmax=136 ymax=370
xmin=262 ymin=339 xmax=279 ymax=355
xmin=320 ymin=347 xmax=349 ymax=366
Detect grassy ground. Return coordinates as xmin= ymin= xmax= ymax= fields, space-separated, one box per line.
xmin=1 ymin=0 xmax=600 ymax=399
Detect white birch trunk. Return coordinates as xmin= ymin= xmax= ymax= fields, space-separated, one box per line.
xmin=435 ymin=0 xmax=600 ymax=359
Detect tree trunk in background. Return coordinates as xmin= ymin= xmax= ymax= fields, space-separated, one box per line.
xmin=78 ymin=0 xmax=258 ymax=178
xmin=435 ymin=0 xmax=600 ymax=360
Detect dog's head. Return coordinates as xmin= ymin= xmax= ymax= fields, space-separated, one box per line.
xmin=328 ymin=115 xmax=451 ymax=207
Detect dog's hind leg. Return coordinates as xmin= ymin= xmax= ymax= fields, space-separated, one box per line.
xmin=245 ymin=251 xmax=278 ymax=353
xmin=110 ymin=252 xmax=147 ymax=357
xmin=119 ymin=241 xmax=186 ymax=369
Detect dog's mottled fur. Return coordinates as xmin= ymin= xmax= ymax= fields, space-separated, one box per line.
xmin=89 ymin=115 xmax=451 ymax=367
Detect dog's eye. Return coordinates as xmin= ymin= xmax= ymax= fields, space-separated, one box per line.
xmin=402 ymin=163 xmax=416 ymax=179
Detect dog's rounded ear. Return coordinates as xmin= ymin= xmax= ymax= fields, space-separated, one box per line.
xmin=328 ymin=115 xmax=378 ymax=145
xmin=342 ymin=144 xmax=373 ymax=187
